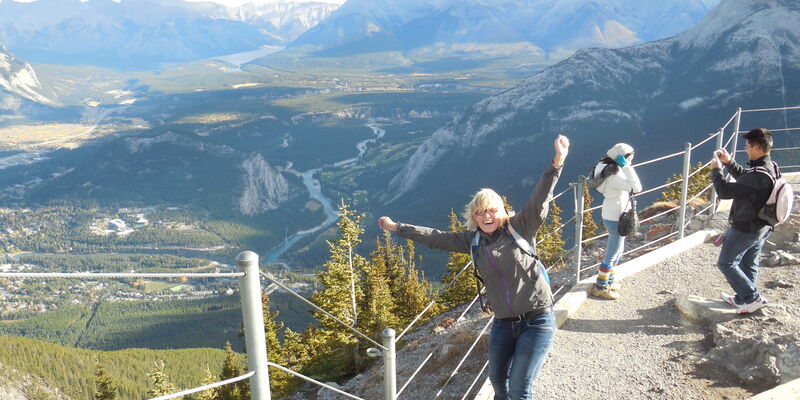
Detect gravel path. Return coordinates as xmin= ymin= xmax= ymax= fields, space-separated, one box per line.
xmin=532 ymin=242 xmax=784 ymax=400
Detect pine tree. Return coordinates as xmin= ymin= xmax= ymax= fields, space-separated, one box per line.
xmin=582 ymin=185 xmax=598 ymax=244
xmin=440 ymin=209 xmax=477 ymax=307
xmin=395 ymin=240 xmax=439 ymax=325
xmin=196 ymin=367 xmax=219 ymax=400
xmin=362 ymin=235 xmax=401 ymax=340
xmin=146 ymin=360 xmax=177 ymax=398
xmin=218 ymin=342 xmax=249 ymax=400
xmin=536 ymin=202 xmax=566 ymax=267
xmin=261 ymin=294 xmax=293 ymax=398
xmin=306 ymin=201 xmax=366 ymax=380
xmin=94 ymin=358 xmax=117 ymax=400
xmin=660 ymin=162 xmax=712 ymax=203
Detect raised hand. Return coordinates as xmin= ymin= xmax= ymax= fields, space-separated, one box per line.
xmin=378 ymin=216 xmax=398 ymax=232
xmin=553 ymin=134 xmax=569 ymax=167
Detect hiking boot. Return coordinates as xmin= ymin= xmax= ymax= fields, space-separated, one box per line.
xmin=720 ymin=292 xmax=737 ymax=306
xmin=736 ymin=297 xmax=768 ymax=315
xmin=590 ymin=286 xmax=620 ymax=300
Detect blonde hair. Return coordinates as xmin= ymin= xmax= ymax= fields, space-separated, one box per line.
xmin=462 ymin=188 xmax=508 ymax=230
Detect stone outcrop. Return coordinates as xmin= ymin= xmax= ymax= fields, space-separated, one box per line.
xmin=238 ymin=154 xmax=290 ymax=216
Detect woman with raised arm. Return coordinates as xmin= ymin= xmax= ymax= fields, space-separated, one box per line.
xmin=378 ymin=135 xmax=569 ymax=400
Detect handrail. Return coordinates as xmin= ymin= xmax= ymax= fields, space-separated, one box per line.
xmin=638 ymin=204 xmax=681 ymax=225
xmin=632 ymin=150 xmax=684 ymax=168
xmin=460 ymin=360 xmax=489 ymax=400
xmin=0 ymin=272 xmax=243 ymax=278
xmin=267 ymin=362 xmax=367 ymax=400
xmin=690 ymin=131 xmax=720 ymax=150
xmin=720 ymin=112 xmax=739 ymax=131
xmin=741 ymin=105 xmax=800 ymax=112
xmin=147 ymin=371 xmax=255 ymax=400
xmin=397 ymin=352 xmax=434 ymax=397
xmin=259 ymin=271 xmax=387 ymax=350
xmin=433 ymin=315 xmax=494 ymax=398
xmin=396 ymin=259 xmax=473 ymax=342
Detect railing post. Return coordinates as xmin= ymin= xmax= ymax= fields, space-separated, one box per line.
xmin=731 ymin=107 xmax=742 ymax=162
xmin=711 ymin=128 xmax=724 ymax=213
xmin=382 ymin=328 xmax=397 ymax=400
xmin=573 ymin=178 xmax=585 ymax=286
xmin=237 ymin=251 xmax=270 ymax=400
xmin=678 ymin=143 xmax=692 ymax=239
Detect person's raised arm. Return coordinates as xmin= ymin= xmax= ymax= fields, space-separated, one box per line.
xmin=514 ymin=134 xmax=569 ymax=239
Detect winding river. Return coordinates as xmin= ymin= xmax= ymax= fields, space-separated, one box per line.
xmin=263 ymin=121 xmax=386 ymax=265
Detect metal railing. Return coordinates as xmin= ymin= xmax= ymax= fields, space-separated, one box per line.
xmin=1 ymin=106 xmax=797 ymax=400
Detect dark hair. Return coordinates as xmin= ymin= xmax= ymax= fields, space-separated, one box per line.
xmin=742 ymin=128 xmax=772 ymax=153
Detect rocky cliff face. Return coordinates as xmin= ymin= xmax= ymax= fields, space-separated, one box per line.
xmin=239 ymin=154 xmax=291 ymax=216
xmin=0 ymin=44 xmax=53 ymax=113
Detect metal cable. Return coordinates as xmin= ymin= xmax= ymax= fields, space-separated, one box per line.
xmin=581 ymin=231 xmax=609 ymax=244
xmin=0 ymin=272 xmax=243 ymax=279
xmin=685 ymin=183 xmax=713 ymax=204
xmin=433 ymin=315 xmax=494 ymax=398
xmin=638 ymin=204 xmax=681 ymax=225
xmin=763 ymin=127 xmax=800 ymax=133
xmin=581 ymin=261 xmax=601 ymax=274
xmin=583 ymin=204 xmax=602 ymax=213
xmin=637 ymin=179 xmax=682 ymax=197
xmin=632 ymin=150 xmax=685 ymax=168
xmin=720 ymin=112 xmax=738 ymax=131
xmin=535 ymin=216 xmax=576 ymax=246
xmin=690 ymin=131 xmax=720 ymax=150
xmin=460 ymin=359 xmax=489 ymax=400
xmin=741 ymin=105 xmax=800 ymax=112
xmin=147 ymin=371 xmax=255 ymax=400
xmin=457 ymin=293 xmax=482 ymax=322
xmin=396 ymin=260 xmax=473 ymax=342
xmin=772 ymin=146 xmax=800 ymax=151
xmin=267 ymin=362 xmax=366 ymax=400
xmin=259 ymin=271 xmax=386 ymax=350
xmin=621 ymin=231 xmax=680 ymax=257
xmin=397 ymin=352 xmax=435 ymax=398
xmin=552 ymin=185 xmax=573 ymax=202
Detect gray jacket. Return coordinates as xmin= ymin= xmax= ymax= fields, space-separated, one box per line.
xmin=396 ymin=164 xmax=562 ymax=319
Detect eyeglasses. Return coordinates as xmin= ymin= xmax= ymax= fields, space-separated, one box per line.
xmin=474 ymin=208 xmax=499 ymax=217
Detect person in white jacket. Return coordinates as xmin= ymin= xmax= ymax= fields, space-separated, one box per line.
xmin=590 ymin=143 xmax=642 ymax=300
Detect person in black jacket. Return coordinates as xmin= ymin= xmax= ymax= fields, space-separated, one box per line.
xmin=710 ymin=128 xmax=775 ymax=314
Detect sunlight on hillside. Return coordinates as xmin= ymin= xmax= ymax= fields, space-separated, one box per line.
xmin=0 ymin=124 xmax=99 ymax=150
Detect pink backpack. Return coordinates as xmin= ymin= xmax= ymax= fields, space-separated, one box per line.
xmin=754 ymin=162 xmax=794 ymax=227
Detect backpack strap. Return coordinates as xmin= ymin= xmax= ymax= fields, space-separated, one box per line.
xmin=470 ymin=231 xmax=486 ymax=310
xmin=507 ymin=224 xmax=550 ymax=285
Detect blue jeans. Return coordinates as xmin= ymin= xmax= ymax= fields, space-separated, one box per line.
xmin=488 ymin=312 xmax=556 ymax=400
xmin=603 ymin=219 xmax=625 ymax=265
xmin=717 ymin=226 xmax=771 ymax=304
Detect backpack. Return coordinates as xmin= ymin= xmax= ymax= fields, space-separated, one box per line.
xmin=753 ymin=162 xmax=794 ymax=227
xmin=587 ymin=158 xmax=617 ymax=191
xmin=469 ymin=223 xmax=550 ymax=309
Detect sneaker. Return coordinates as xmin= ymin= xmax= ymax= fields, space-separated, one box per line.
xmin=720 ymin=292 xmax=737 ymax=306
xmin=590 ymin=286 xmax=620 ymax=300
xmin=736 ymin=297 xmax=768 ymax=315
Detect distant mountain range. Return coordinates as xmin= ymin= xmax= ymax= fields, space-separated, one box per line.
xmin=0 ymin=0 xmax=338 ymax=69
xmin=382 ymin=0 xmax=800 ymax=210
xmin=290 ymin=0 xmax=720 ymax=58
